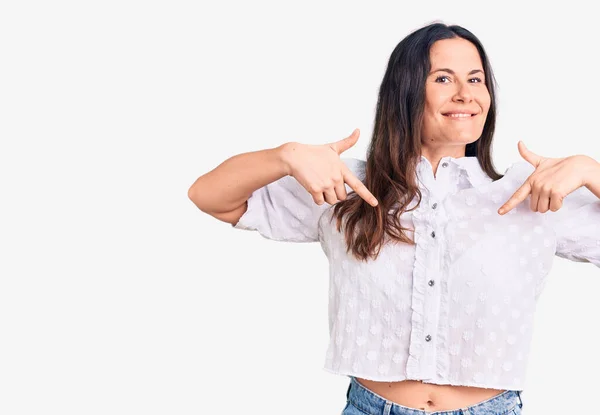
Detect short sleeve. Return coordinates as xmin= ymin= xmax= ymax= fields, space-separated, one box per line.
xmin=231 ymin=157 xmax=366 ymax=242
xmin=546 ymin=186 xmax=600 ymax=267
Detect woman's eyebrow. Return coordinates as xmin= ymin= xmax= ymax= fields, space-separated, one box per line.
xmin=430 ymin=68 xmax=484 ymax=75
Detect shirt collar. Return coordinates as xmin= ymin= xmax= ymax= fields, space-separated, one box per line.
xmin=418 ymin=155 xmax=492 ymax=187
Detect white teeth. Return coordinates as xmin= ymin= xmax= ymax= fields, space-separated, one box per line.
xmin=446 ymin=113 xmax=472 ymax=118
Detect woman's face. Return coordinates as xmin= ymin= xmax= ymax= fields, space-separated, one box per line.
xmin=421 ymin=37 xmax=491 ymax=147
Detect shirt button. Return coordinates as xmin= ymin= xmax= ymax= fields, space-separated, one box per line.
xmin=428 ymin=280 xmax=435 ymax=287
xmin=441 ymin=162 xmax=449 ymax=168
xmin=425 ymin=335 xmax=432 ymax=342
xmin=431 ymin=231 xmax=436 ymax=238
xmin=432 ymin=202 xmax=437 ymax=209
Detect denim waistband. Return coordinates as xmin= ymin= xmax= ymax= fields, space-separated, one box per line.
xmin=346 ymin=376 xmax=523 ymax=415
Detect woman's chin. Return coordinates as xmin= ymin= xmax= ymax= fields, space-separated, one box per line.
xmin=446 ymin=130 xmax=484 ymax=144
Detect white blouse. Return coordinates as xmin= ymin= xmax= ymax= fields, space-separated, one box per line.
xmin=232 ymin=155 xmax=600 ymax=390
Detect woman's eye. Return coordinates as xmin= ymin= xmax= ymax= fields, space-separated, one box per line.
xmin=434 ymin=75 xmax=484 ymax=84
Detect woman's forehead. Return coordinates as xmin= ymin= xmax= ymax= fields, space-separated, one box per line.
xmin=429 ymin=38 xmax=484 ymax=71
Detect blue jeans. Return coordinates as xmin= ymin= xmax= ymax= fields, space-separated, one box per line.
xmin=342 ymin=376 xmax=524 ymax=415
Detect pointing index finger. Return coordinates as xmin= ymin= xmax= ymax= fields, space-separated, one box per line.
xmin=498 ymin=181 xmax=531 ymax=215
xmin=342 ymin=165 xmax=378 ymax=207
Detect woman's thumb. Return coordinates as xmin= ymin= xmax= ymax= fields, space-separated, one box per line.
xmin=332 ymin=128 xmax=360 ymax=155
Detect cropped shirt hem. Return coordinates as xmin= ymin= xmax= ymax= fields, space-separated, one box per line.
xmin=322 ymin=366 xmax=525 ymax=391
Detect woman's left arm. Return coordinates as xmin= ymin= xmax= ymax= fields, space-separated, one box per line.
xmin=498 ymin=141 xmax=600 ymax=215
xmin=498 ymin=141 xmax=600 ymax=267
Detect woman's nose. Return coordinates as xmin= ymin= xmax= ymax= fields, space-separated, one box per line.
xmin=452 ymin=81 xmax=473 ymax=102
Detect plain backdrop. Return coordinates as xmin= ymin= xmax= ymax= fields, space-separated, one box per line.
xmin=1 ymin=1 xmax=599 ymax=414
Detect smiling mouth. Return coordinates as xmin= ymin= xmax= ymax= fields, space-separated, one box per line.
xmin=442 ymin=113 xmax=477 ymax=118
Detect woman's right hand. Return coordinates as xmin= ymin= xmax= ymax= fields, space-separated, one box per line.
xmin=279 ymin=129 xmax=379 ymax=207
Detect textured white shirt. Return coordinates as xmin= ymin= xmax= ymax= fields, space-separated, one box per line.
xmin=232 ymin=155 xmax=600 ymax=390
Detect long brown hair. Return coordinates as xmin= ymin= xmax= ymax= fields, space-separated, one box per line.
xmin=331 ymin=23 xmax=504 ymax=262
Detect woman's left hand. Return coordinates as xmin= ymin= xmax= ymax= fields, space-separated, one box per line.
xmin=498 ymin=141 xmax=599 ymax=215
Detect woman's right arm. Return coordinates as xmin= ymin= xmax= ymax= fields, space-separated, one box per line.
xmin=188 ymin=130 xmax=378 ymax=241
xmin=187 ymin=143 xmax=292 ymax=225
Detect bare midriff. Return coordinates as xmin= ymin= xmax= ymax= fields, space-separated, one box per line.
xmin=355 ymin=377 xmax=506 ymax=411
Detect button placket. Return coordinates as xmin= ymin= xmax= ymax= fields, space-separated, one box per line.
xmin=428 ymin=194 xmax=437 ymax=349
xmin=409 ymin=156 xmax=458 ymax=381
xmin=425 ymin=193 xmax=443 ymax=378
xmin=407 ymin=167 xmax=446 ymax=380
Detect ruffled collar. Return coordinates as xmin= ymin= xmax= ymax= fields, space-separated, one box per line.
xmin=418 ymin=155 xmax=492 ymax=188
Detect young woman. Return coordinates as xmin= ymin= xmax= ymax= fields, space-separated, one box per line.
xmin=189 ymin=23 xmax=600 ymax=415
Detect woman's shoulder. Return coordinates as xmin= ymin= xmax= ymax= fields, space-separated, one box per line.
xmin=502 ymin=160 xmax=535 ymax=180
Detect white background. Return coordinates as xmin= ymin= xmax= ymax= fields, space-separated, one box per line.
xmin=1 ymin=1 xmax=599 ymax=414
